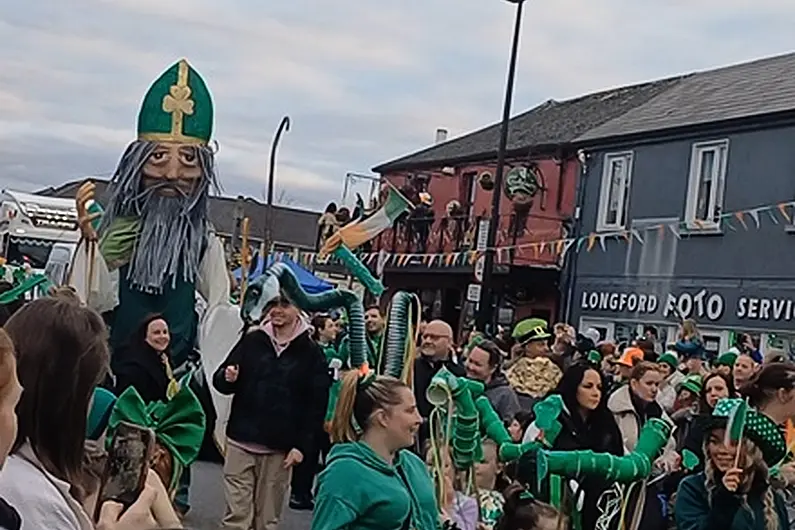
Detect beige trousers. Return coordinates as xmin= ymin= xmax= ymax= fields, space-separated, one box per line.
xmin=221 ymin=444 xmax=291 ymax=530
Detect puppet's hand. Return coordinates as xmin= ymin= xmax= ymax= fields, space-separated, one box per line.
xmin=76 ymin=181 xmax=100 ymax=241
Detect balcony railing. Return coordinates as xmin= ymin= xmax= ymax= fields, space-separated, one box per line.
xmin=367 ymin=212 xmax=566 ymax=267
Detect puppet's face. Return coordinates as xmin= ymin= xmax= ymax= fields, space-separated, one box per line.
xmin=142 ymin=143 xmax=203 ymax=197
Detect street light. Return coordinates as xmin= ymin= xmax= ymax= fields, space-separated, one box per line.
xmin=475 ymin=0 xmax=526 ymax=333
xmin=263 ymin=116 xmax=291 ymax=267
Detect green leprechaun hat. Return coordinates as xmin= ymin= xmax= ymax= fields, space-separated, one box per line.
xmin=137 ymin=59 xmax=213 ymax=145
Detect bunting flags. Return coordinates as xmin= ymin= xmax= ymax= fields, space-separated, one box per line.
xmin=282 ymin=201 xmax=795 ymax=269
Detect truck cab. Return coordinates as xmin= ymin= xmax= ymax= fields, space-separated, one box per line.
xmin=0 ymin=190 xmax=81 ymax=283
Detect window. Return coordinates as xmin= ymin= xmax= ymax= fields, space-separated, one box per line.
xmin=596 ymin=152 xmax=634 ymax=231
xmin=685 ymin=140 xmax=729 ymax=229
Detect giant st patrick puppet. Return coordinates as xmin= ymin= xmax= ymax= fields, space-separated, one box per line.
xmin=71 ymin=60 xmax=237 ymax=460
xmin=73 ymin=59 xmax=230 ymax=368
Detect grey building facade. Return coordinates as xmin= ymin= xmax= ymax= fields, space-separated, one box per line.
xmin=567 ymin=52 xmax=795 ymax=357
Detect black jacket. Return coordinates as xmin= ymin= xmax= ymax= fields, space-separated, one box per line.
xmin=212 ymin=329 xmax=330 ymax=455
xmin=0 ymin=498 xmax=20 ymax=530
xmin=112 ymin=344 xmax=170 ymax=403
xmin=413 ymin=353 xmax=465 ymax=452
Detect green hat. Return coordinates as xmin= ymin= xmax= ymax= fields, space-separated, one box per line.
xmin=86 ymin=387 xmax=117 ymax=440
xmin=512 ymin=318 xmax=551 ymax=343
xmin=677 ymin=374 xmax=703 ymax=395
xmin=715 ymin=348 xmax=740 ymax=367
xmin=586 ymin=350 xmax=602 ymax=365
xmin=711 ymin=398 xmax=786 ymax=466
xmin=137 ymin=59 xmax=213 ymax=145
xmin=658 ymin=351 xmax=679 ymax=370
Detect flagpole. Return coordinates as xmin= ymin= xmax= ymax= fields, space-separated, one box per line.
xmin=476 ymin=0 xmax=526 ymax=333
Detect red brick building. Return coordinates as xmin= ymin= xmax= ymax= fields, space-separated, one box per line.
xmin=371 ymin=81 xmax=674 ymax=336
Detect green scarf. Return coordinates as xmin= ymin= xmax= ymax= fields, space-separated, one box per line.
xmin=99 ymin=217 xmax=141 ymax=271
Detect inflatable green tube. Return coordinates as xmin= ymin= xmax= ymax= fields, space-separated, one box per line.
xmin=381 ymin=291 xmax=421 ymax=378
xmin=241 ymin=263 xmax=368 ymax=368
xmin=536 ymin=417 xmax=673 ymax=483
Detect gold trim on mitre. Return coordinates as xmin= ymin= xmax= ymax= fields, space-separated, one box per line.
xmin=138 ymin=59 xmax=205 ymax=145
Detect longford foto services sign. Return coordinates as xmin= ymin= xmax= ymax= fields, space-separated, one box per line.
xmin=580 ymin=288 xmax=795 ymax=324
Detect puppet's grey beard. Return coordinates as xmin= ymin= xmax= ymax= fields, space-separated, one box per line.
xmin=128 ymin=189 xmax=205 ymax=292
xmin=101 ymin=140 xmax=219 ymax=293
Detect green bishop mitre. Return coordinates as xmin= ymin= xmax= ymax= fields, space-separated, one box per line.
xmin=137 ymin=59 xmax=213 ymax=145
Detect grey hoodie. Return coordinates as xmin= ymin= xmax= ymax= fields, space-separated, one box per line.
xmin=485 ymin=372 xmax=522 ymax=421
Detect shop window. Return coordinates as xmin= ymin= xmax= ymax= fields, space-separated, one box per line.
xmin=685 ymin=139 xmax=728 ymax=230
xmin=596 ymin=152 xmax=634 ymax=232
xmin=764 ymin=333 xmax=795 ymax=360
xmin=579 ymin=319 xmax=613 ymax=342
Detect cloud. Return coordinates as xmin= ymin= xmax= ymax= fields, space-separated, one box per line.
xmin=1 ymin=0 xmax=793 ymax=212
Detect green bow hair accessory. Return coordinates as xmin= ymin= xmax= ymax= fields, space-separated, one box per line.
xmin=107 ymin=377 xmax=206 ymax=466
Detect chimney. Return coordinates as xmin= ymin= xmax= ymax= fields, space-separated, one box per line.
xmin=435 ymin=128 xmax=448 ymax=144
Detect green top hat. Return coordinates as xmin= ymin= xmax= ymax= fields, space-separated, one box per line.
xmin=677 ymin=374 xmax=703 ymax=395
xmin=715 ymin=348 xmax=740 ymax=367
xmin=137 ymin=59 xmax=213 ymax=145
xmin=512 ymin=318 xmax=551 ymax=343
xmin=711 ymin=398 xmax=786 ymax=466
xmin=658 ymin=351 xmax=679 ymax=370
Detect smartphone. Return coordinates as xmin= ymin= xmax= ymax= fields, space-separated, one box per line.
xmin=94 ymin=421 xmax=155 ymax=520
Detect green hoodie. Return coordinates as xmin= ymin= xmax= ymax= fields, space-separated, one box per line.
xmin=312 ymin=442 xmax=439 ymax=530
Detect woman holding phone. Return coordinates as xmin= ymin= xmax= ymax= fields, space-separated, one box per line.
xmin=0 ymin=297 xmax=179 ymax=530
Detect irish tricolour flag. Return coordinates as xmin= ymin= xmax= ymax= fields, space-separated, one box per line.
xmin=321 ymin=185 xmax=412 ymax=254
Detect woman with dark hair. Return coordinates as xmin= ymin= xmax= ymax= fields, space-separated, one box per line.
xmin=679 ymin=373 xmax=734 ymax=474
xmin=0 ymin=298 xmax=168 ymax=530
xmin=521 ymin=362 xmax=623 ymax=530
xmin=112 ymin=313 xmax=178 ymax=403
xmin=464 ymin=339 xmax=521 ymax=421
xmin=741 ymin=362 xmax=795 ymax=425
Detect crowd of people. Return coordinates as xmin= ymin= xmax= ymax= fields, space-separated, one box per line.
xmin=1 ymin=275 xmax=794 ymax=530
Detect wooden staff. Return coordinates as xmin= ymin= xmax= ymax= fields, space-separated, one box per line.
xmin=239 ymin=217 xmax=251 ymax=305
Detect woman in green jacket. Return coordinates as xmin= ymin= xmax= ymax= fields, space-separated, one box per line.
xmin=312 ymin=370 xmax=440 ymax=530
xmin=675 ymin=398 xmax=789 ymax=530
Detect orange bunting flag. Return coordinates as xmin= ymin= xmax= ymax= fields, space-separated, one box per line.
xmin=779 ymin=203 xmax=792 ymax=223
xmin=587 ymin=233 xmax=597 ymax=251
xmin=735 ymin=211 xmax=748 ymax=230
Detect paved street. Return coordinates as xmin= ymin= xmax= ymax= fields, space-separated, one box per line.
xmin=184 ymin=461 xmax=312 ymax=530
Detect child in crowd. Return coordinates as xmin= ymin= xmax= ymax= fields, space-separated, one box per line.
xmin=473 ymin=440 xmax=506 ymax=530
xmin=495 ymin=483 xmax=567 ymax=530
xmin=426 ymin=446 xmax=480 ymax=530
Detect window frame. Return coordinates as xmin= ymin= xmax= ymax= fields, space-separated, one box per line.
xmin=596 ymin=151 xmax=634 ymax=232
xmin=684 ymin=139 xmax=729 ymax=230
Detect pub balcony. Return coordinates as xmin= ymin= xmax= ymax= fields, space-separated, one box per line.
xmin=368 ymin=211 xmax=568 ymax=268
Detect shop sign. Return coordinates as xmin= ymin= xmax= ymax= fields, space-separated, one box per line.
xmin=581 ymin=287 xmax=795 ymax=325
xmin=580 ymin=291 xmax=659 ymax=314
xmin=662 ymin=289 xmax=725 ymax=321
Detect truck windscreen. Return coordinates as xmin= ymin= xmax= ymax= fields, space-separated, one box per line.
xmin=6 ymin=237 xmax=54 ymax=269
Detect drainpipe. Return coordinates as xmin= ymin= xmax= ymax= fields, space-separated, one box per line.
xmin=555 ymin=148 xmax=565 ymax=213
xmin=560 ymin=149 xmax=588 ymax=324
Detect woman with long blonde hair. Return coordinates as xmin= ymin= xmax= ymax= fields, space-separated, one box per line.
xmin=312 ymin=370 xmax=440 ymax=530
xmin=675 ymin=398 xmax=788 ymax=529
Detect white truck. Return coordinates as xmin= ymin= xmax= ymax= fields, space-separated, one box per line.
xmin=0 ymin=190 xmax=81 ymax=285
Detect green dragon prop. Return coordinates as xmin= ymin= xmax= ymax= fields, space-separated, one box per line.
xmin=241 ymin=262 xmax=420 ymax=378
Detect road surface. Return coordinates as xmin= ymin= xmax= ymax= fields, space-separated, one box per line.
xmin=184 ymin=461 xmax=312 ymax=530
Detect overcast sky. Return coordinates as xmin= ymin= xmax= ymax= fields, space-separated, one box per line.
xmin=1 ymin=0 xmax=793 ymax=211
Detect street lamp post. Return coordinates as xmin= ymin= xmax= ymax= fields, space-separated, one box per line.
xmin=263 ymin=116 xmax=291 ymax=267
xmin=475 ymin=0 xmax=526 ymax=333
